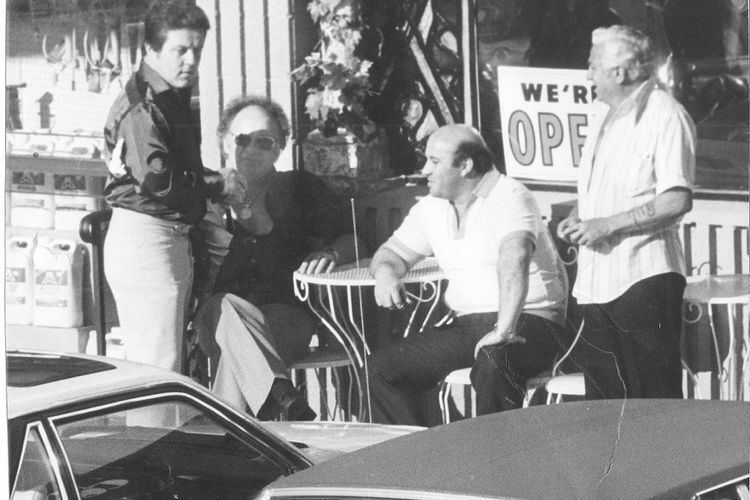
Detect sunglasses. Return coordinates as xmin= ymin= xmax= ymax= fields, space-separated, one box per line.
xmin=230 ymin=132 xmax=277 ymax=151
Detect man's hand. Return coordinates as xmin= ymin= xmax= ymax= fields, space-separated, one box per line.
xmin=106 ymin=138 xmax=127 ymax=177
xmin=221 ymin=168 xmax=247 ymax=207
xmin=556 ymin=214 xmax=580 ymax=244
xmin=298 ymin=249 xmax=339 ymax=274
xmin=373 ymin=272 xmax=409 ymax=310
xmin=474 ymin=328 xmax=526 ymax=358
xmin=565 ymin=217 xmax=617 ymax=247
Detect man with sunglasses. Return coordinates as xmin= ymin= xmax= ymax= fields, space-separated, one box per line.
xmin=102 ymin=0 xmax=242 ymax=374
xmin=191 ymin=95 xmax=360 ymax=420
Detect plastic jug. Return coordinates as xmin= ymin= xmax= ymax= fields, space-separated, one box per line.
xmin=6 ymin=236 xmax=36 ymax=325
xmin=10 ymin=192 xmax=55 ymax=229
xmin=32 ymin=238 xmax=85 ymax=327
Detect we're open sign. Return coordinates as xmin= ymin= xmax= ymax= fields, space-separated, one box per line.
xmin=497 ymin=66 xmax=595 ymax=182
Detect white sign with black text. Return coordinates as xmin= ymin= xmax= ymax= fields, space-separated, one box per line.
xmin=497 ymin=66 xmax=596 ymax=182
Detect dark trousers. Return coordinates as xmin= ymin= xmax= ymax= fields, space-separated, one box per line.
xmin=577 ymin=272 xmax=686 ymax=400
xmin=368 ymin=312 xmax=570 ymax=425
xmin=472 ymin=313 xmax=570 ymax=414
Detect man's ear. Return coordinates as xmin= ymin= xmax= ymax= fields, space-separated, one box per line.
xmin=143 ymin=42 xmax=156 ymax=59
xmin=613 ymin=66 xmax=628 ymax=85
xmin=459 ymin=157 xmax=474 ymax=177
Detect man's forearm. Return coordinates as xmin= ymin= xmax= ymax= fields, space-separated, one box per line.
xmin=495 ymin=235 xmax=533 ymax=334
xmin=609 ymin=188 xmax=692 ymax=235
xmin=370 ymin=246 xmax=408 ymax=279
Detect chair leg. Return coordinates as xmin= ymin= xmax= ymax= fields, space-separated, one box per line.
xmin=439 ymin=383 xmax=451 ymax=424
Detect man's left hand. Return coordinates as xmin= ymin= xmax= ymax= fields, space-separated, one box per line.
xmin=298 ymin=249 xmax=339 ymax=274
xmin=566 ymin=217 xmax=616 ymax=247
xmin=474 ymin=329 xmax=526 ymax=358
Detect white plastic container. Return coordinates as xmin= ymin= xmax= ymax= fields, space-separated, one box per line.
xmin=10 ymin=192 xmax=55 ymax=229
xmin=32 ymin=238 xmax=85 ymax=327
xmin=54 ymin=195 xmax=103 ymax=230
xmin=5 ymin=236 xmax=36 ymax=325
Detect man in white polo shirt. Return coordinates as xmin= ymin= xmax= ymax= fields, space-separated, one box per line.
xmin=368 ymin=124 xmax=570 ymax=425
xmin=557 ymin=25 xmax=695 ymax=399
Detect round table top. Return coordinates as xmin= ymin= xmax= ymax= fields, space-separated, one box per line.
xmin=293 ymin=257 xmax=444 ymax=286
xmin=683 ymin=274 xmax=750 ymax=304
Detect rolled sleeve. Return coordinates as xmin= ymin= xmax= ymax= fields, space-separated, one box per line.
xmin=654 ymin=108 xmax=696 ymax=195
xmin=489 ymin=187 xmax=540 ymax=248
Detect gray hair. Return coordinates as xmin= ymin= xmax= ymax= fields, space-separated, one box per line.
xmin=591 ymin=25 xmax=655 ymax=82
xmin=217 ymin=95 xmax=291 ymax=156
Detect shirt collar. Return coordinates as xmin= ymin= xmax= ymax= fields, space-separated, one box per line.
xmin=473 ymin=169 xmax=501 ymax=198
xmin=611 ymin=77 xmax=658 ymax=124
xmin=139 ymin=62 xmax=173 ymax=95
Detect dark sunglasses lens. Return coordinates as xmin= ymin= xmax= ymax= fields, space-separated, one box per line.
xmin=255 ymin=137 xmax=276 ymax=151
xmin=234 ymin=134 xmax=275 ymax=151
xmin=234 ymin=134 xmax=252 ymax=147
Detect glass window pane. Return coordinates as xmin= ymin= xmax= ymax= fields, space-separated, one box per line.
xmin=477 ymin=0 xmax=748 ymax=190
xmin=56 ymin=400 xmax=287 ymax=500
xmin=11 ymin=426 xmax=63 ymax=500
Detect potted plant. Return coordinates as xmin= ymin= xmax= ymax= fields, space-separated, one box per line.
xmin=293 ymin=0 xmax=389 ymax=192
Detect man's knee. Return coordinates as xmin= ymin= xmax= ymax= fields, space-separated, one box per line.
xmin=193 ymin=293 xmax=248 ymax=359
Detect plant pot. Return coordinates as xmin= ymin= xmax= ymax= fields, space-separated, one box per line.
xmin=302 ymin=128 xmax=390 ymax=198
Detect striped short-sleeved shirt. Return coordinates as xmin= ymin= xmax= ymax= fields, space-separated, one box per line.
xmin=574 ymin=79 xmax=696 ymax=304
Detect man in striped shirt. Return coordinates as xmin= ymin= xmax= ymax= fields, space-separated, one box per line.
xmin=557 ymin=25 xmax=695 ymax=399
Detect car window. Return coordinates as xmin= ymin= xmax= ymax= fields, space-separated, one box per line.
xmin=11 ymin=424 xmax=64 ymax=500
xmin=54 ymin=399 xmax=287 ymax=499
xmin=693 ymin=474 xmax=750 ymax=500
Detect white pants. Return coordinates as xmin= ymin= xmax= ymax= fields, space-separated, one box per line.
xmin=193 ymin=293 xmax=314 ymax=414
xmin=104 ymin=208 xmax=194 ymax=372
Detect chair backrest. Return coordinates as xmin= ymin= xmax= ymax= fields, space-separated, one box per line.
xmin=79 ymin=208 xmax=113 ymax=355
xmin=355 ymin=183 xmax=428 ymax=252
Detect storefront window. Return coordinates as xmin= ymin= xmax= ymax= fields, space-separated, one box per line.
xmin=474 ymin=0 xmax=749 ymax=191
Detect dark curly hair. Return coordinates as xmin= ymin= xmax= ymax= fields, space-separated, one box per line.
xmin=144 ymin=0 xmax=210 ymax=52
xmin=217 ymin=95 xmax=291 ymax=156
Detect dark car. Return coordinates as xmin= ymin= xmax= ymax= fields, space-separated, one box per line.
xmin=7 ymin=351 xmax=421 ymax=500
xmin=259 ymin=399 xmax=750 ymax=500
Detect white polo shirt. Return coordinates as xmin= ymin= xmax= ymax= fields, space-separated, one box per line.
xmin=384 ymin=170 xmax=567 ymax=324
xmin=574 ymin=79 xmax=696 ymax=304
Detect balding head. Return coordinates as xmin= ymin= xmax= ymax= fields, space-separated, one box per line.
xmin=429 ymin=124 xmax=495 ymax=175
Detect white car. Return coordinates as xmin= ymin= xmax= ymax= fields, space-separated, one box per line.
xmin=7 ymin=350 xmax=422 ymax=499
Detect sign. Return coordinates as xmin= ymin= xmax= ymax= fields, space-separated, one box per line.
xmin=54 ymin=174 xmax=87 ymax=192
xmin=497 ymin=66 xmax=595 ymax=182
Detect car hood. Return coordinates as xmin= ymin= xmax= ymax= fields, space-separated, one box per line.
xmin=263 ymin=421 xmax=424 ymax=462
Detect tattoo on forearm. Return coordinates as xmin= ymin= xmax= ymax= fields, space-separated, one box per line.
xmin=631 ymin=201 xmax=656 ymax=229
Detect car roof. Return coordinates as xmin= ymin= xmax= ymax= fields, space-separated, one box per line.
xmin=265 ymin=399 xmax=750 ymax=499
xmin=7 ymin=350 xmax=206 ymax=419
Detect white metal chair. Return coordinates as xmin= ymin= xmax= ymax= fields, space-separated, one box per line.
xmin=544 ymin=372 xmax=586 ymax=403
xmin=290 ymin=340 xmax=357 ymax=421
xmin=683 ymin=274 xmax=750 ymax=401
xmin=438 ymin=321 xmax=586 ymax=423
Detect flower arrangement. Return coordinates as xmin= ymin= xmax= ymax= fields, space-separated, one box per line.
xmin=292 ymin=0 xmax=377 ymax=141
